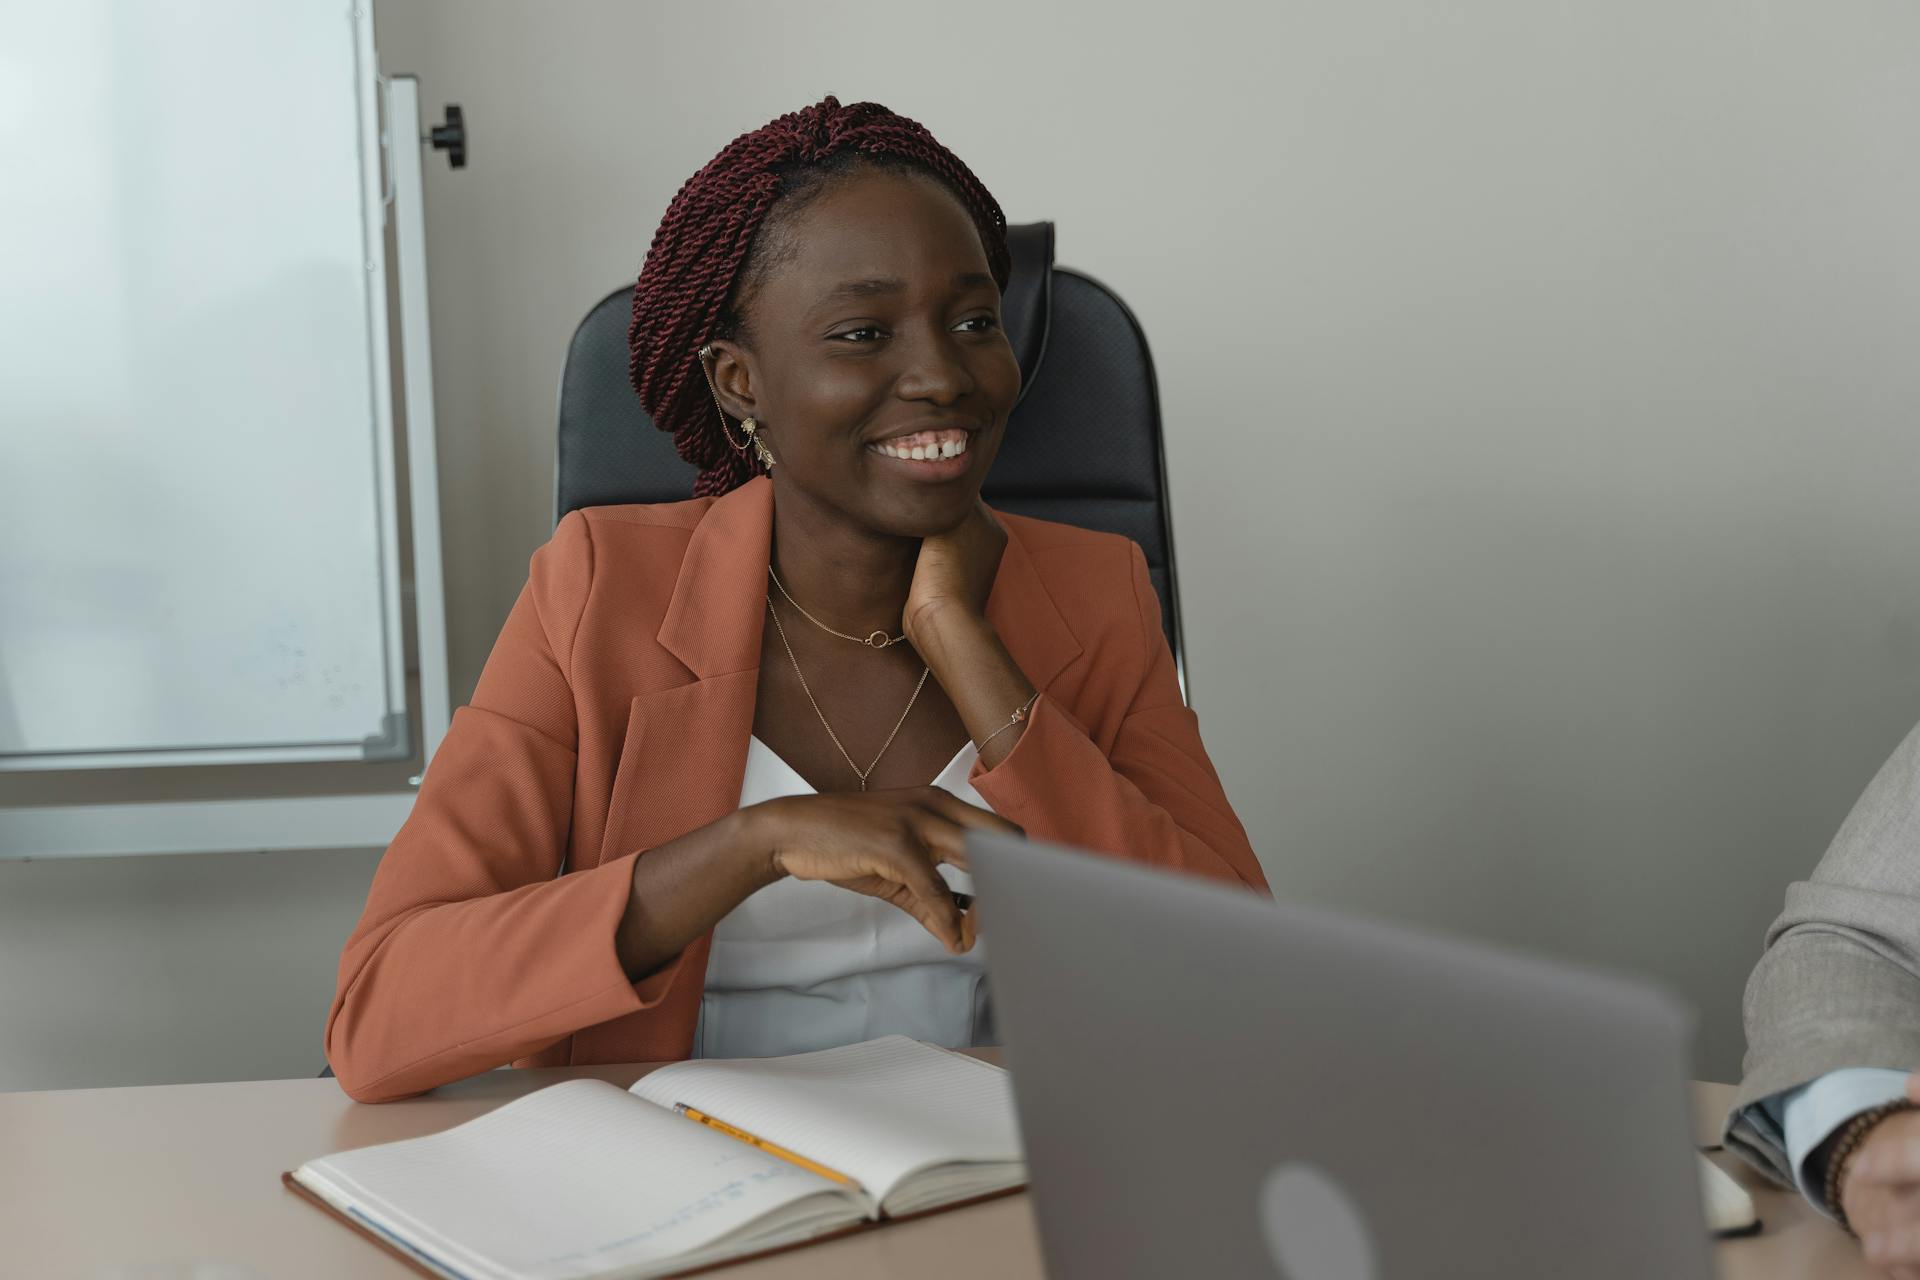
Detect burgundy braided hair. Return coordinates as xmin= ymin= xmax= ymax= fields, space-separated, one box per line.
xmin=627 ymin=97 xmax=1011 ymax=498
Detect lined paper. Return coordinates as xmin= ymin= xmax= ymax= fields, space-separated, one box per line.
xmin=629 ymin=1037 xmax=1024 ymax=1205
xmin=298 ymin=1079 xmax=856 ymax=1280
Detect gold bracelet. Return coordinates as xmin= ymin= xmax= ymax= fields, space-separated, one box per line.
xmin=977 ymin=692 xmax=1039 ymax=752
xmin=1823 ymin=1098 xmax=1918 ymax=1232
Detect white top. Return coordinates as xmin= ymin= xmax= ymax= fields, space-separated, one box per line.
xmin=694 ymin=736 xmax=994 ymax=1060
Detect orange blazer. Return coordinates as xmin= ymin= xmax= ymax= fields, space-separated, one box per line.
xmin=326 ymin=477 xmax=1268 ymax=1102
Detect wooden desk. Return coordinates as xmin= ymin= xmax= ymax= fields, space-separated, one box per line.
xmin=0 ymin=1063 xmax=1878 ymax=1279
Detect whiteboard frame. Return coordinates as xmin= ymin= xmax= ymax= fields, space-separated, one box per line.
xmin=0 ymin=69 xmax=452 ymax=859
xmin=390 ymin=74 xmax=453 ymax=789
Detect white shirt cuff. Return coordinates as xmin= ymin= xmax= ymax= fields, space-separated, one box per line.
xmin=1771 ymin=1067 xmax=1910 ymax=1213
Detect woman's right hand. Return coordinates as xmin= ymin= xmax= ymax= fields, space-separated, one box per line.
xmin=743 ymin=788 xmax=1023 ymax=954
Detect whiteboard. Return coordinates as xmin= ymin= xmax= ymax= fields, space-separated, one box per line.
xmin=0 ymin=1 xmax=408 ymax=769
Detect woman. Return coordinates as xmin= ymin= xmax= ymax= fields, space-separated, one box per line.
xmin=326 ymin=97 xmax=1267 ymax=1103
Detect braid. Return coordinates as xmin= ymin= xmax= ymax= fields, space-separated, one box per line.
xmin=627 ymin=97 xmax=1010 ymax=498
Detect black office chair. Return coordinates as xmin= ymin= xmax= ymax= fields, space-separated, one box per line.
xmin=554 ymin=223 xmax=1189 ymax=696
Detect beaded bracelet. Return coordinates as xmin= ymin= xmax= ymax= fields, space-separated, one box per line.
xmin=1823 ymin=1098 xmax=1919 ymax=1232
xmin=977 ymin=692 xmax=1039 ymax=752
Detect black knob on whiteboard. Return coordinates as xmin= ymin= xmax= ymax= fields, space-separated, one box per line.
xmin=429 ymin=104 xmax=466 ymax=169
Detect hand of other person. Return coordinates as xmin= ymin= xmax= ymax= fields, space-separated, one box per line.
xmin=1844 ymin=1072 xmax=1920 ymax=1277
xmin=748 ymin=787 xmax=1020 ymax=954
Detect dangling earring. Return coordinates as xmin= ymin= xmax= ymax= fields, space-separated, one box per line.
xmin=738 ymin=417 xmax=778 ymax=472
xmin=696 ymin=345 xmax=777 ymax=472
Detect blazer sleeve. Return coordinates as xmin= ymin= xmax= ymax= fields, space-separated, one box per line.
xmin=1723 ymin=716 xmax=1920 ymax=1183
xmin=968 ymin=541 xmax=1269 ymax=893
xmin=324 ymin=513 xmax=674 ymax=1103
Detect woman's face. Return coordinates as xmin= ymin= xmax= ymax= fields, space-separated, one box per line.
xmin=717 ymin=170 xmax=1021 ymax=539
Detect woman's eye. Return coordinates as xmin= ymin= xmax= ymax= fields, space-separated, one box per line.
xmin=833 ymin=325 xmax=885 ymax=343
xmin=956 ymin=315 xmax=1000 ymax=333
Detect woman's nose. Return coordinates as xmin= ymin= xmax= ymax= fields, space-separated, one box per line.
xmin=893 ymin=327 xmax=977 ymax=405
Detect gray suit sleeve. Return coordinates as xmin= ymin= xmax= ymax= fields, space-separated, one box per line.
xmin=1723 ymin=718 xmax=1920 ymax=1184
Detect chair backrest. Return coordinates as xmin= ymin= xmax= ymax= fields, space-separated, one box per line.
xmin=555 ymin=222 xmax=1187 ymax=695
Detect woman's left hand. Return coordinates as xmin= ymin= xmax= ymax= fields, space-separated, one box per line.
xmin=902 ymin=499 xmax=1036 ymax=768
xmin=904 ymin=499 xmax=1007 ymax=645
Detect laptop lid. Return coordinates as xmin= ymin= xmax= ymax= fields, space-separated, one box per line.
xmin=967 ymin=831 xmax=1714 ymax=1280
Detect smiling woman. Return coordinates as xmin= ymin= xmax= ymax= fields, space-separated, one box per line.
xmin=323 ymin=97 xmax=1268 ymax=1102
xmin=691 ymin=169 xmax=1017 ymax=538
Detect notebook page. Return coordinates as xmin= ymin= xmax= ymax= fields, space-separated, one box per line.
xmin=629 ymin=1037 xmax=1024 ymax=1205
xmin=297 ymin=1079 xmax=858 ymax=1280
xmin=1698 ymin=1153 xmax=1757 ymax=1235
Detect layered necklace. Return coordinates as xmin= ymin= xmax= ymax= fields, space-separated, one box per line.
xmin=765 ymin=565 xmax=928 ymax=791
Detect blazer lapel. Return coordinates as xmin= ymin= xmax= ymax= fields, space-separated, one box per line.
xmin=984 ymin=509 xmax=1083 ymax=696
xmin=657 ymin=478 xmax=774 ymax=682
xmin=599 ymin=479 xmax=772 ymax=864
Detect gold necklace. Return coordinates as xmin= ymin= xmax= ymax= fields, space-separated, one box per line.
xmin=767 ymin=595 xmax=928 ymax=791
xmin=767 ymin=565 xmax=907 ymax=649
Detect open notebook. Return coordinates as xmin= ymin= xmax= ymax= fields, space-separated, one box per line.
xmin=1697 ymin=1152 xmax=1759 ymax=1237
xmin=286 ymin=1037 xmax=1026 ymax=1280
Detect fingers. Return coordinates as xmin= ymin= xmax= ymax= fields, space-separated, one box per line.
xmin=837 ymin=873 xmax=974 ymax=955
xmin=1855 ymin=1125 xmax=1920 ymax=1184
xmin=779 ymin=791 xmax=996 ymax=952
xmin=909 ymin=788 xmax=1024 ymax=871
xmin=891 ymin=809 xmax=978 ymax=952
xmin=1862 ymin=1222 xmax=1920 ymax=1270
xmin=915 ymin=787 xmax=1023 ymax=834
xmin=875 ymin=850 xmax=966 ymax=953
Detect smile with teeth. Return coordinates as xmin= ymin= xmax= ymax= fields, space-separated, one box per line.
xmin=867 ymin=428 xmax=971 ymax=461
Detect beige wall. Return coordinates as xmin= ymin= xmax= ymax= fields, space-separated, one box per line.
xmin=0 ymin=849 xmax=380 ymax=1090
xmin=6 ymin=0 xmax=1920 ymax=1091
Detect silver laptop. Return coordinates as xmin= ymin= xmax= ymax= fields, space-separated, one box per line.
xmin=966 ymin=832 xmax=1715 ymax=1280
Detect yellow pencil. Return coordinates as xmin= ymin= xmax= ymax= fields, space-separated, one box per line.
xmin=672 ymin=1103 xmax=857 ymax=1188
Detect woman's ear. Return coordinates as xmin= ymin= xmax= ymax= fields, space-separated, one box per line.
xmin=700 ymin=339 xmax=759 ymax=424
